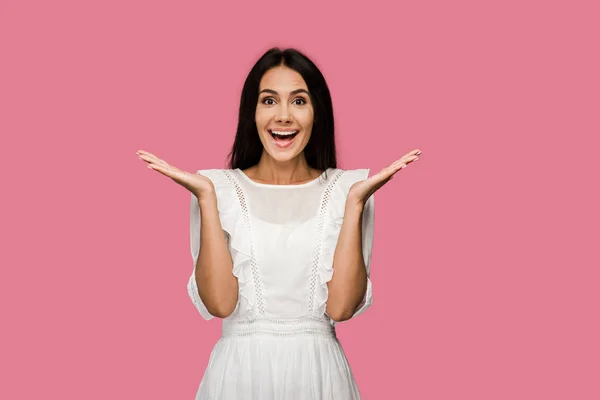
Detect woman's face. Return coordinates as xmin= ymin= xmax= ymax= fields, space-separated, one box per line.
xmin=255 ymin=66 xmax=314 ymax=163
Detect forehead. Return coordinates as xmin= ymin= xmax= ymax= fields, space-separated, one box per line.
xmin=259 ymin=66 xmax=307 ymax=91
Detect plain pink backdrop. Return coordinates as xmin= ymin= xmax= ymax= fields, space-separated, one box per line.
xmin=1 ymin=0 xmax=599 ymax=399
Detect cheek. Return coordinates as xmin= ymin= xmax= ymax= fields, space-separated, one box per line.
xmin=297 ymin=109 xmax=314 ymax=126
xmin=255 ymin=111 xmax=268 ymax=129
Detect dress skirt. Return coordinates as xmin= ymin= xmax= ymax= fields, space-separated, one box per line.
xmin=194 ymin=316 xmax=362 ymax=400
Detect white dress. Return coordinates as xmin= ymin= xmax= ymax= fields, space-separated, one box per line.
xmin=187 ymin=167 xmax=375 ymax=400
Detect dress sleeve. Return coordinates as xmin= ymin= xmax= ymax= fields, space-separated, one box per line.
xmin=318 ymin=169 xmax=375 ymax=326
xmin=351 ymin=192 xmax=375 ymax=318
xmin=186 ymin=170 xmax=229 ymax=321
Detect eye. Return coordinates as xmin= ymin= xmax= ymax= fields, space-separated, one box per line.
xmin=261 ymin=97 xmax=276 ymax=105
xmin=293 ymin=97 xmax=307 ymax=105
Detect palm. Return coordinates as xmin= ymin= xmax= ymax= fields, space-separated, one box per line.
xmin=136 ymin=149 xmax=214 ymax=198
xmin=348 ymin=149 xmax=422 ymax=205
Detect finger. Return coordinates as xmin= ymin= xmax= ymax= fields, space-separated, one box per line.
xmin=394 ymin=159 xmax=416 ymax=170
xmin=137 ymin=150 xmax=168 ymax=164
xmin=148 ymin=162 xmax=189 ymax=181
xmin=392 ymin=154 xmax=419 ymax=167
xmin=374 ymin=165 xmax=399 ymax=182
xmin=389 ymin=160 xmax=410 ymax=174
xmin=380 ymin=151 xmax=421 ymax=182
xmin=147 ymin=162 xmax=176 ymax=178
xmin=138 ymin=153 xmax=157 ymax=165
xmin=138 ymin=152 xmax=170 ymax=167
xmin=402 ymin=149 xmax=422 ymax=160
xmin=137 ymin=150 xmax=158 ymax=159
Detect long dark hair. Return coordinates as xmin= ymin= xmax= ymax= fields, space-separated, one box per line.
xmin=226 ymin=47 xmax=337 ymax=172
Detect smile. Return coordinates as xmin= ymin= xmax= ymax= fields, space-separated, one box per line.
xmin=268 ymin=129 xmax=299 ymax=148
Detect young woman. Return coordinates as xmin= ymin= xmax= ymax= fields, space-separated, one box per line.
xmin=137 ymin=47 xmax=421 ymax=399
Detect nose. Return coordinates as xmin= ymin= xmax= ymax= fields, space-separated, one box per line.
xmin=276 ymin=106 xmax=293 ymax=123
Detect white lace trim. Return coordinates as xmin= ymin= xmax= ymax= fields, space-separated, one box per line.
xmin=222 ymin=316 xmax=336 ymax=338
xmin=308 ymin=169 xmax=345 ymax=314
xmin=222 ymin=170 xmax=265 ymax=316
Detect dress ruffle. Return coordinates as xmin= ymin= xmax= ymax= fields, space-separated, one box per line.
xmin=188 ymin=169 xmax=255 ymax=320
xmin=315 ymin=169 xmax=375 ymax=326
xmin=189 ymin=168 xmax=375 ymax=325
xmin=189 ymin=168 xmax=373 ymax=398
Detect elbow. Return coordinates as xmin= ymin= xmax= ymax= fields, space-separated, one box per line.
xmin=325 ymin=305 xmax=355 ymax=323
xmin=205 ymin=300 xmax=237 ymax=319
xmin=209 ymin=308 xmax=235 ymax=319
xmin=326 ymin=279 xmax=368 ymax=322
xmin=195 ymin=268 xmax=239 ymax=319
xmin=328 ymin=312 xmax=352 ymax=323
xmin=199 ymin=286 xmax=238 ymax=319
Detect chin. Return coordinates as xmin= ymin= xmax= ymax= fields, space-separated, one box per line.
xmin=267 ymin=150 xmax=301 ymax=163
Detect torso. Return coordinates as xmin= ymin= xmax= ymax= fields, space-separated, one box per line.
xmin=241 ymin=166 xmax=326 ymax=186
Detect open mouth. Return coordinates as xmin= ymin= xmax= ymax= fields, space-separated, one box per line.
xmin=269 ymin=129 xmax=299 ymax=139
xmin=268 ymin=129 xmax=299 ymax=148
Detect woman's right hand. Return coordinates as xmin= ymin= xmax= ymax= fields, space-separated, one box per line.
xmin=136 ymin=149 xmax=215 ymax=201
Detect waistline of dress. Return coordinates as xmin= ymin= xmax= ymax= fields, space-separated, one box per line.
xmin=221 ymin=316 xmax=336 ymax=338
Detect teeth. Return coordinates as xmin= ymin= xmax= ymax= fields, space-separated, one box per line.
xmin=271 ymin=130 xmax=298 ymax=136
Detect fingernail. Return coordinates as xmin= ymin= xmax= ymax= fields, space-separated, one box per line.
xmin=416 ymin=150 xmax=422 ymax=155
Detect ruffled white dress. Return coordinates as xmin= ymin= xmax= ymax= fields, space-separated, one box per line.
xmin=187 ymin=167 xmax=375 ymax=400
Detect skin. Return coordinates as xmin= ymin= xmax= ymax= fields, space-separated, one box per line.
xmin=327 ymin=148 xmax=421 ymax=321
xmin=242 ymin=65 xmax=324 ymax=185
xmin=135 ymin=64 xmax=423 ymax=321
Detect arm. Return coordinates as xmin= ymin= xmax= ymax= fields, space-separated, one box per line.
xmin=325 ymin=199 xmax=368 ymax=322
xmin=194 ymin=195 xmax=238 ymax=318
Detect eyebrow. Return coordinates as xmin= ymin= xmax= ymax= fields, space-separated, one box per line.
xmin=259 ymin=88 xmax=310 ymax=96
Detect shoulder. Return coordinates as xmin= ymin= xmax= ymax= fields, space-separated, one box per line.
xmin=196 ymin=168 xmax=231 ymax=177
xmin=335 ymin=168 xmax=375 ymax=209
xmin=196 ymin=168 xmax=235 ymax=186
xmin=327 ymin=168 xmax=370 ymax=191
xmin=194 ymin=169 xmax=239 ymax=203
xmin=336 ymin=168 xmax=370 ymax=181
xmin=323 ymin=168 xmax=373 ymax=212
xmin=194 ymin=169 xmax=239 ymax=212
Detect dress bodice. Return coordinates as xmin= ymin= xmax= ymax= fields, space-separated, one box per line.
xmin=187 ymin=167 xmax=375 ymax=327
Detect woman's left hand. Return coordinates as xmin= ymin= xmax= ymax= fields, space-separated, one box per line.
xmin=347 ymin=149 xmax=422 ymax=207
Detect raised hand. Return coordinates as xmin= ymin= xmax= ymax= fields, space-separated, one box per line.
xmin=347 ymin=149 xmax=422 ymax=207
xmin=136 ymin=150 xmax=215 ymax=201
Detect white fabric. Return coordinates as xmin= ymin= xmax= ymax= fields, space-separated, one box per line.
xmin=187 ymin=167 xmax=375 ymax=399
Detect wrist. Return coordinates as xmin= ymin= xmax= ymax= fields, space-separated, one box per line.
xmin=197 ymin=192 xmax=217 ymax=207
xmin=345 ymin=198 xmax=365 ymax=216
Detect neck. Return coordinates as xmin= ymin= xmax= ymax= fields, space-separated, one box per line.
xmin=249 ymin=153 xmax=318 ymax=185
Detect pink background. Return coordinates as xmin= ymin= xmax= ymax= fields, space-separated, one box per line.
xmin=1 ymin=0 xmax=599 ymax=398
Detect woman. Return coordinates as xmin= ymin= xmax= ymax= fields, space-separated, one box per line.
xmin=137 ymin=47 xmax=421 ymax=399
